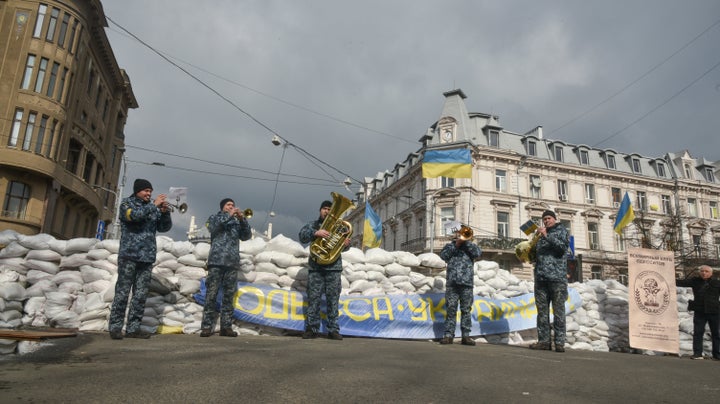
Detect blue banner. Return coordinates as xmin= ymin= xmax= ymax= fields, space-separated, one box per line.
xmin=195 ymin=281 xmax=582 ymax=339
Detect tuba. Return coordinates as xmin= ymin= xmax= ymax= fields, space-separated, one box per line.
xmin=515 ymin=232 xmax=541 ymax=263
xmin=310 ymin=192 xmax=356 ymax=265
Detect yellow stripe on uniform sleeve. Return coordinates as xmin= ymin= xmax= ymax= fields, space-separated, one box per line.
xmin=125 ymin=208 xmax=133 ymax=221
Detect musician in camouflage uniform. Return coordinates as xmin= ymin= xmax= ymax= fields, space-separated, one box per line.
xmin=298 ymin=200 xmax=348 ymax=340
xmin=200 ymin=198 xmax=252 ymax=338
xmin=439 ymin=226 xmax=482 ymax=346
xmin=529 ymin=210 xmax=570 ymax=352
xmin=109 ymin=179 xmax=172 ymax=340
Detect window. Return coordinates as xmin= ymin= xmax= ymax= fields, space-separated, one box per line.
xmin=3 ymin=181 xmax=31 ymax=219
xmin=66 ymin=139 xmax=81 ymax=174
xmin=661 ymin=195 xmax=672 ymax=214
xmin=21 ymin=55 xmax=36 ymax=90
xmin=557 ymin=180 xmax=568 ymax=201
xmin=33 ymin=5 xmax=47 ymax=38
xmin=636 ymin=191 xmax=647 ymax=211
xmin=527 ymin=140 xmax=537 ymax=156
xmin=632 ymin=158 xmax=642 ymax=174
xmin=67 ymin=20 xmax=78 ymax=53
xmin=687 ymin=198 xmax=697 ymax=217
xmin=57 ymin=13 xmax=70 ymax=47
xmin=439 ymin=206 xmax=455 ymax=227
xmin=591 ymin=266 xmax=603 ymax=280
xmin=588 ymin=223 xmax=599 ymax=249
xmin=530 ymin=175 xmax=541 ymax=198
xmin=657 ymin=162 xmax=666 ymax=177
xmin=705 ymin=168 xmax=715 ymax=183
xmin=607 ymin=154 xmax=616 ymax=170
xmin=35 ymin=115 xmax=48 ymax=154
xmin=8 ymin=109 xmax=24 ymax=147
xmin=585 ymin=183 xmax=595 ymax=204
xmin=618 ymin=269 xmax=628 ymax=286
xmin=489 ymin=131 xmax=499 ymax=147
xmin=711 ymin=201 xmax=718 ymax=220
xmin=693 ymin=235 xmax=702 ymax=257
xmin=615 ymin=233 xmax=625 ymax=252
xmin=611 ymin=187 xmax=622 ymax=207
xmin=495 ymin=170 xmax=506 ymax=192
xmin=22 ymin=112 xmax=37 ymax=151
xmin=46 ymin=62 xmax=60 ymax=97
xmin=102 ymin=99 xmax=110 ymax=121
xmin=34 ymin=58 xmax=49 ymax=93
xmin=87 ymin=66 xmax=95 ymax=93
xmin=497 ymin=212 xmax=509 ymax=238
xmin=684 ymin=164 xmax=693 ymax=179
xmin=554 ymin=146 xmax=564 ymax=162
xmin=56 ymin=67 xmax=68 ymax=102
xmin=46 ymin=120 xmax=58 ymax=158
xmin=580 ymin=150 xmax=589 ymax=165
xmin=45 ymin=7 xmax=60 ymax=42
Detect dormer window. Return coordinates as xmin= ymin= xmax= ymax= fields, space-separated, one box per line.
xmin=632 ymin=158 xmax=642 ymax=174
xmin=657 ymin=162 xmax=666 ymax=177
xmin=684 ymin=163 xmax=693 ymax=179
xmin=527 ymin=140 xmax=537 ymax=156
xmin=489 ymin=130 xmax=499 ymax=147
xmin=580 ymin=150 xmax=589 ymax=165
xmin=705 ymin=167 xmax=715 ymax=182
xmin=554 ymin=146 xmax=564 ymax=162
xmin=607 ymin=154 xmax=616 ymax=169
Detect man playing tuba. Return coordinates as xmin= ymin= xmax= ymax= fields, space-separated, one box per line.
xmin=298 ymin=197 xmax=352 ymax=340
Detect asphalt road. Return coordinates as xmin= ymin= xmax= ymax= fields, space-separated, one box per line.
xmin=1 ymin=332 xmax=718 ymax=403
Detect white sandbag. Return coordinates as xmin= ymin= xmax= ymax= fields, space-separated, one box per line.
xmin=409 ymin=272 xmax=430 ymax=287
xmin=266 ymin=234 xmax=306 ymax=257
xmin=153 ymin=266 xmax=174 ymax=277
xmin=23 ymin=296 xmax=46 ymax=314
xmin=253 ymin=272 xmax=280 ymax=286
xmin=357 ymin=263 xmax=386 ymax=274
xmin=175 ymin=266 xmax=207 ymax=281
xmin=417 ymin=253 xmax=446 ymax=269
xmin=60 ymin=253 xmax=91 ymax=269
xmin=24 ymin=279 xmax=54 ymax=297
xmin=83 ymin=279 xmax=111 ymax=294
xmin=255 ymin=262 xmax=285 ymax=276
xmin=23 ymin=259 xmax=60 ymax=275
xmin=79 ymin=318 xmax=107 ymax=331
xmin=0 ymin=229 xmax=20 ymax=244
xmin=393 ymin=281 xmax=416 ymax=293
xmin=286 ymin=266 xmax=308 ymax=281
xmin=178 ymin=279 xmax=200 ymax=295
xmin=17 ymin=233 xmax=56 ymax=250
xmin=157 ymin=259 xmax=182 ymax=271
xmin=78 ymin=308 xmax=110 ymax=321
xmin=0 ymin=310 xmax=22 ymax=322
xmin=193 ymin=242 xmax=211 ymax=260
xmin=0 ymin=318 xmax=22 ymax=328
xmin=25 ymin=269 xmax=54 ymax=284
xmin=239 ymin=237 xmax=266 ymax=255
xmin=341 ymin=247 xmax=366 ymax=264
xmin=86 ymin=248 xmax=112 ymax=261
xmin=277 ymin=275 xmax=295 ymax=288
xmin=0 ymin=257 xmax=27 ymax=273
xmin=366 ymin=271 xmax=388 ymax=282
xmin=475 ymin=260 xmax=500 ymax=271
xmin=47 ymin=239 xmax=68 ymax=255
xmin=267 ymin=251 xmax=297 ymax=268
xmin=177 ymin=254 xmax=206 ymax=268
xmin=65 ymin=238 xmax=98 ymax=254
xmin=82 ymin=293 xmax=107 ymax=311
xmin=385 ymin=263 xmax=411 ymax=277
xmin=53 ymin=270 xmax=83 ymax=285
xmin=486 ymin=277 xmax=509 ymax=290
xmin=167 ymin=241 xmax=193 ymax=258
xmin=349 ymin=279 xmax=377 ymax=293
xmin=392 ymin=251 xmax=421 ymax=267
xmin=25 ymin=249 xmax=62 ymax=262
xmin=253 ymin=251 xmax=273 ymax=264
xmin=49 ymin=310 xmax=80 ymax=328
xmin=96 ymin=239 xmax=119 ymax=254
xmin=388 ymin=275 xmax=410 ymax=284
xmin=475 ymin=269 xmax=497 ymax=281
xmin=0 ymin=269 xmax=20 ymax=283
xmin=237 ymin=271 xmax=257 ymax=283
xmin=58 ymin=282 xmax=83 ymax=294
xmin=345 ymin=270 xmax=368 ymax=282
xmin=365 ymin=248 xmax=395 ymax=265
xmin=0 ymin=242 xmax=29 ymax=258
xmin=80 ymin=265 xmax=112 ymax=282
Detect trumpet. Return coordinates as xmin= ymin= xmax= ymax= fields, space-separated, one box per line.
xmin=166 ymin=202 xmax=188 ymax=214
xmin=456 ymin=225 xmax=474 ymax=241
xmin=233 ymin=208 xmax=253 ymax=219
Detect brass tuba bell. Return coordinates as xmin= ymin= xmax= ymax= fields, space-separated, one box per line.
xmin=515 ymin=232 xmax=541 ymax=263
xmin=309 ymin=192 xmax=355 ymax=265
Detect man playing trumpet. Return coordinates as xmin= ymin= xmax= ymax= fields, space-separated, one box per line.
xmin=439 ymin=225 xmax=482 ymax=346
xmin=200 ymin=198 xmax=252 ymax=337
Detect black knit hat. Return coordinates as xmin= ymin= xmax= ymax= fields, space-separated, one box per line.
xmin=320 ymin=200 xmax=332 ymax=210
xmin=220 ymin=198 xmax=235 ymax=210
xmin=542 ymin=210 xmax=557 ymax=219
xmin=133 ymin=178 xmax=153 ymax=195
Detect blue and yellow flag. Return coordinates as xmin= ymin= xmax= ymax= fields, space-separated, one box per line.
xmin=363 ymin=202 xmax=382 ymax=248
xmin=422 ymin=149 xmax=472 ymax=178
xmin=613 ymin=192 xmax=635 ymax=235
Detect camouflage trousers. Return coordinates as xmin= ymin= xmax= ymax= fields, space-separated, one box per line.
xmin=444 ymin=284 xmax=474 ymax=337
xmin=305 ymin=270 xmax=342 ymax=333
xmin=109 ymin=259 xmax=153 ymax=333
xmin=201 ymin=266 xmax=238 ymax=330
xmin=534 ymin=280 xmax=568 ymax=345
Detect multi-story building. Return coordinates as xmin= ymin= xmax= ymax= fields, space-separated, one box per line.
xmin=345 ymin=89 xmax=720 ymax=282
xmin=0 ymin=0 xmax=136 ymax=239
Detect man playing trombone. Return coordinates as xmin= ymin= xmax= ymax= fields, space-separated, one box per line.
xmin=200 ymin=198 xmax=252 ymax=337
xmin=439 ymin=225 xmax=482 ymax=346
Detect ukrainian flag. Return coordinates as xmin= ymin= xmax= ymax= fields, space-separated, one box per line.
xmin=422 ymin=149 xmax=472 ymax=178
xmin=363 ymin=202 xmax=382 ymax=248
xmin=613 ymin=192 xmax=635 ymax=235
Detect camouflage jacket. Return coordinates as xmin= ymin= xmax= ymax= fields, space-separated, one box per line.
xmin=440 ymin=241 xmax=482 ymax=287
xmin=534 ymin=223 xmax=570 ymax=283
xmin=205 ymin=211 xmax=252 ymax=267
xmin=299 ymin=217 xmax=344 ymax=272
xmin=118 ymin=195 xmax=172 ymax=262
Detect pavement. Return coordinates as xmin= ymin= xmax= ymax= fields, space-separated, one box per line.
xmin=0 ymin=332 xmax=718 ymax=403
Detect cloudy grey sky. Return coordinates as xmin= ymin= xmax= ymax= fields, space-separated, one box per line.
xmin=102 ymin=0 xmax=720 ymax=241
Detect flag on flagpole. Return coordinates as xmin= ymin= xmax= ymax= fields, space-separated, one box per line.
xmin=363 ymin=202 xmax=382 ymax=248
xmin=422 ymin=148 xmax=472 ymax=178
xmin=614 ymin=192 xmax=635 ymax=235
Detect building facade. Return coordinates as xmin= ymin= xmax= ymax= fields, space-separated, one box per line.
xmin=0 ymin=0 xmax=136 ymax=239
xmin=345 ymin=89 xmax=720 ymax=282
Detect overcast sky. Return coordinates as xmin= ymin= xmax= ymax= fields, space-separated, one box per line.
xmin=102 ymin=0 xmax=720 ymax=242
